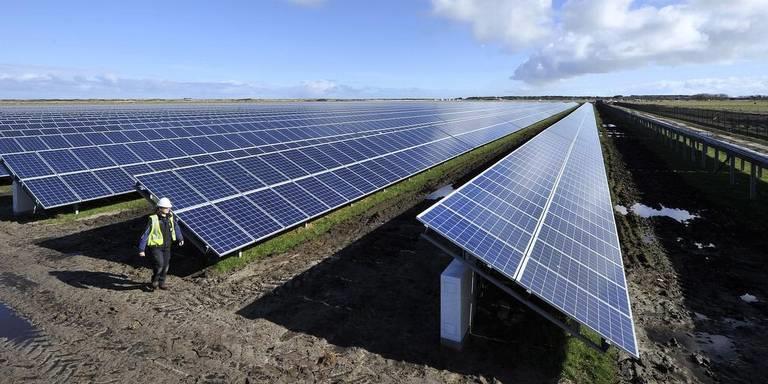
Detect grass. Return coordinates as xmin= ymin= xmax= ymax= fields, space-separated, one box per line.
xmin=36 ymin=197 xmax=150 ymax=224
xmin=631 ymin=99 xmax=768 ymax=113
xmin=211 ymin=107 xmax=578 ymax=274
xmin=559 ymin=324 xmax=619 ymax=384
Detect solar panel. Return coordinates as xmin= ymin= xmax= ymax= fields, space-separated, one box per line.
xmin=4 ymin=103 xmax=541 ymax=206
xmin=417 ymin=104 xmax=638 ymax=357
xmin=134 ymin=102 xmax=576 ymax=260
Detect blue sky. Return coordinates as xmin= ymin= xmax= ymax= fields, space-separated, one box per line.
xmin=1 ymin=0 xmax=766 ymax=98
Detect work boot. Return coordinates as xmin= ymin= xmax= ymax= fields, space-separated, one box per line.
xmin=159 ymin=283 xmax=169 ymax=290
xmin=151 ymin=281 xmax=159 ymax=290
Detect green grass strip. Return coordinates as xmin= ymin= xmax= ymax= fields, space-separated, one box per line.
xmin=40 ymin=197 xmax=149 ymax=224
xmin=212 ymin=107 xmax=577 ymax=274
xmin=559 ymin=323 xmax=619 ymax=384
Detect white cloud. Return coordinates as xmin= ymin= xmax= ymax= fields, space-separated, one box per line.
xmin=433 ymin=0 xmax=768 ymax=84
xmin=432 ymin=0 xmax=552 ymax=49
xmin=631 ymin=76 xmax=768 ymax=95
xmin=0 ymin=64 xmax=456 ymax=99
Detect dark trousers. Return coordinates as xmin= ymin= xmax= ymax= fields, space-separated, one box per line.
xmin=150 ymin=247 xmax=172 ymax=284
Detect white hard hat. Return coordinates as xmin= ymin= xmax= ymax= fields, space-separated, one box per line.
xmin=157 ymin=197 xmax=172 ymax=208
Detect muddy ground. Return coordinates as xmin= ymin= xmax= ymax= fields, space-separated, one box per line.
xmin=0 ymin=107 xmax=766 ymax=383
xmin=599 ymin=104 xmax=768 ymax=384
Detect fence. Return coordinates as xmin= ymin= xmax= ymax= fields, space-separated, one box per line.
xmin=614 ymin=102 xmax=768 ymax=141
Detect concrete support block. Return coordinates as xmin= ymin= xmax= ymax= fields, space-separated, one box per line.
xmin=440 ymin=259 xmax=474 ymax=349
xmin=12 ymin=180 xmax=36 ymax=216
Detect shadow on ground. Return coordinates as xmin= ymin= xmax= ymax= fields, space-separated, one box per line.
xmin=37 ymin=216 xmax=209 ymax=278
xmin=50 ymin=270 xmax=153 ymax=292
xmin=238 ymin=202 xmax=569 ymax=382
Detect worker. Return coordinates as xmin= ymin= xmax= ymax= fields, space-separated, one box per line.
xmin=138 ymin=197 xmax=184 ymax=290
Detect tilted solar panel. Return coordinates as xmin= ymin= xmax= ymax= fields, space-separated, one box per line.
xmin=135 ymin=103 xmax=576 ymax=256
xmin=417 ymin=104 xmax=638 ymax=357
xmin=6 ymin=103 xmax=566 ymax=209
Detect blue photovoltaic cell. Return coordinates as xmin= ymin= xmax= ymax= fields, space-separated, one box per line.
xmin=208 ymin=161 xmax=265 ymax=192
xmin=273 ymin=182 xmax=329 ymax=217
xmin=260 ymin=153 xmax=308 ymax=179
xmin=174 ymin=166 xmax=237 ymax=201
xmin=295 ymin=177 xmax=347 ymax=208
xmin=24 ymin=177 xmax=78 ymax=208
xmin=61 ymin=172 xmax=112 ymax=200
xmin=40 ymin=135 xmax=71 ymax=149
xmin=127 ymin=142 xmax=165 ymax=161
xmin=0 ymin=138 xmax=23 ymax=153
xmin=177 ymin=205 xmax=252 ymax=255
xmin=39 ymin=150 xmax=87 ymax=174
xmin=216 ymin=196 xmax=282 ymax=241
xmin=16 ymin=137 xmax=49 ymax=151
xmin=236 ymin=156 xmax=289 ymax=185
xmin=63 ymin=134 xmax=93 ymax=147
xmin=247 ymin=189 xmax=307 ymax=227
xmin=418 ymin=104 xmax=638 ymax=357
xmin=71 ymin=147 xmax=117 ymax=169
xmin=332 ymin=167 xmax=377 ymax=194
xmin=3 ymin=153 xmax=55 ymax=178
xmin=102 ymin=144 xmax=141 ymax=165
xmin=314 ymin=172 xmax=364 ymax=200
xmin=148 ymin=160 xmax=176 ymax=171
xmin=94 ymin=168 xmax=134 ymax=193
xmin=171 ymin=157 xmax=198 ymax=168
xmin=135 ymin=171 xmax=206 ymax=210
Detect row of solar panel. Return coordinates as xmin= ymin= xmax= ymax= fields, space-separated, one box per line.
xmin=0 ymin=102 xmax=422 ymax=118
xmin=416 ymin=104 xmax=638 ymax=357
xmin=135 ymin=103 xmax=576 ymax=257
xmin=0 ymin=106 xmax=532 ymax=179
xmin=4 ymin=107 xmax=528 ymax=180
xmin=0 ymin=102 xmax=456 ymax=121
xmin=11 ymin=107 xmax=561 ymax=208
xmin=0 ymin=103 xmax=492 ymax=131
xmin=0 ymin=104 xmax=505 ymax=140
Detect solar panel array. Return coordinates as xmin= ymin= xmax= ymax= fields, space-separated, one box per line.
xmin=0 ymin=102 xmax=569 ymax=208
xmin=417 ymin=104 xmax=638 ymax=357
xmin=132 ymin=102 xmax=576 ymax=256
xmin=0 ymin=103 xmax=510 ymax=179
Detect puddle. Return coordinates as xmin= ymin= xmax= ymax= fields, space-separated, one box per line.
xmin=723 ymin=317 xmax=754 ymax=329
xmin=0 ymin=302 xmax=39 ymax=343
xmin=693 ymin=312 xmax=710 ymax=321
xmin=694 ymin=332 xmax=737 ymax=360
xmin=426 ymin=184 xmax=454 ymax=200
xmin=740 ymin=293 xmax=758 ymax=303
xmin=615 ymin=203 xmax=699 ymax=223
xmin=694 ymin=242 xmax=716 ymax=249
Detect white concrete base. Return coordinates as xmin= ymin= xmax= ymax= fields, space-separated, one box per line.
xmin=440 ymin=259 xmax=474 ymax=349
xmin=12 ymin=180 xmax=36 ymax=216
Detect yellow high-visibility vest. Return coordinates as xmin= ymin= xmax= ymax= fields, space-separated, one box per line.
xmin=147 ymin=214 xmax=176 ymax=247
